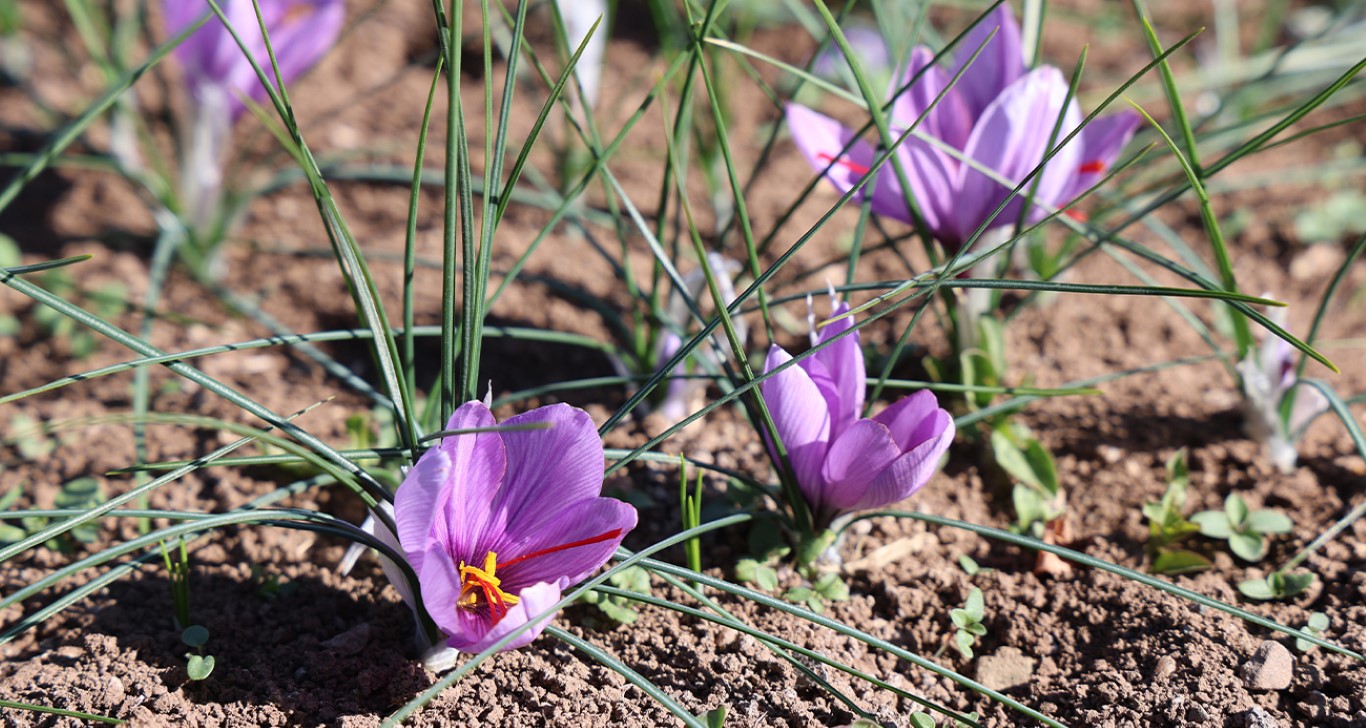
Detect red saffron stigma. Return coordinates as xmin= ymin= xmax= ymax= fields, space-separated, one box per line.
xmin=1064 ymin=209 xmax=1089 ymax=223
xmin=501 ymin=529 xmax=625 ymax=569
xmin=816 ymin=152 xmax=871 ymax=176
xmin=1078 ymin=160 xmax=1105 ymax=174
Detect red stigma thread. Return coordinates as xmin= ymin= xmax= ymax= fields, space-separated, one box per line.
xmin=816 ymin=152 xmax=871 ymax=176
xmin=501 ymin=529 xmax=625 ymax=569
xmin=1078 ymin=160 xmax=1106 ymax=174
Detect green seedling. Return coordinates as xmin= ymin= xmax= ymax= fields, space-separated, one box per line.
xmin=992 ymin=421 xmax=1064 ymax=539
xmin=694 ymin=705 xmax=726 ymax=727
xmin=1295 ymin=612 xmax=1330 ymax=652
xmin=957 ymin=554 xmax=993 ymax=577
xmin=580 ymin=565 xmax=652 ymax=625
xmin=162 ymin=539 xmax=214 ymax=681
xmin=1238 ymin=569 xmax=1315 ymax=601
xmin=949 ymin=587 xmax=987 ymax=660
xmin=1142 ymin=449 xmax=1210 ymax=574
xmin=903 ymin=712 xmax=983 ymax=728
xmin=0 ymin=477 xmax=105 ymax=552
xmin=7 ymin=413 xmax=58 ymax=460
xmin=249 ymin=565 xmax=297 ymax=600
xmin=734 ymin=557 xmax=779 ymax=591
xmin=1294 ymin=188 xmax=1366 ymax=244
xmin=54 ymin=477 xmax=104 ymax=546
xmin=1192 ymin=493 xmax=1293 ymax=562
xmin=30 ymin=269 xmax=127 ymax=359
xmin=679 ymin=459 xmax=703 ymax=579
xmin=782 ymin=572 xmax=850 ymax=615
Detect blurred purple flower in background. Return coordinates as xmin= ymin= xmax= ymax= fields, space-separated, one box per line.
xmin=655 ymin=253 xmax=747 ymax=423
xmin=810 ymin=24 xmax=892 ymax=84
xmin=1238 ymin=311 xmax=1329 ymax=474
xmin=785 ymin=5 xmax=1141 ymax=249
xmin=165 ymin=0 xmax=344 ymax=119
xmin=761 ymin=299 xmax=954 ymax=525
xmin=164 ymin=0 xmax=343 ymax=233
xmin=390 ymin=401 xmax=636 ymax=654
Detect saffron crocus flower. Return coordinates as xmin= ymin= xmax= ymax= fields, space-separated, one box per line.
xmin=164 ymin=0 xmax=343 ymax=233
xmin=165 ymin=0 xmax=344 ymax=120
xmin=391 ymin=400 xmax=637 ymax=654
xmin=761 ymin=299 xmax=954 ymax=525
xmin=811 ymin=25 xmax=892 ymax=85
xmin=785 ymin=5 xmax=1141 ymax=249
xmin=656 ymin=253 xmax=747 ymax=423
xmin=1238 ymin=311 xmax=1328 ymax=474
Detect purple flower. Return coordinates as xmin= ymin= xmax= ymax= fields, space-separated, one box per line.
xmin=165 ymin=0 xmax=344 ymax=120
xmin=811 ymin=25 xmax=892 ymax=83
xmin=392 ymin=401 xmax=637 ymax=653
xmin=1238 ymin=310 xmax=1328 ymax=473
xmin=785 ymin=5 xmax=1141 ymax=248
xmin=761 ymin=300 xmax=954 ymax=524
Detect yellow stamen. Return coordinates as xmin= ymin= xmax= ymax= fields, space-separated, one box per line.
xmin=457 ymin=551 xmax=519 ymax=621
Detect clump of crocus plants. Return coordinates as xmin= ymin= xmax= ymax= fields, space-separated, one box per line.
xmin=787 ymin=4 xmax=1142 ymax=553
xmin=6 ymin=0 xmax=1366 ymax=725
xmin=762 ymin=297 xmax=954 ymax=555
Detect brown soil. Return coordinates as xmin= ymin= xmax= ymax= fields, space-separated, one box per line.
xmin=2 ymin=1 xmax=1365 ymax=727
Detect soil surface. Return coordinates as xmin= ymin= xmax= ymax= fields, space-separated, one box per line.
xmin=2 ymin=1 xmax=1365 ymax=727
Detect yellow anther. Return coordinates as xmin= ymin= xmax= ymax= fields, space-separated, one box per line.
xmin=456 ymin=551 xmax=519 ymax=615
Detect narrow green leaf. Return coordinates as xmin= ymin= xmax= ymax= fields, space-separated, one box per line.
xmin=1151 ymin=550 xmax=1211 ymax=575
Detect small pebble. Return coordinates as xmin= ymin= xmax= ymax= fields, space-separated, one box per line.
xmin=1240 ymin=641 xmax=1294 ymax=691
xmin=1242 ymin=706 xmax=1281 ymax=728
xmin=322 ymin=623 xmax=372 ymax=656
xmin=1153 ymin=655 xmax=1177 ymax=682
xmin=975 ymin=647 xmax=1036 ymax=691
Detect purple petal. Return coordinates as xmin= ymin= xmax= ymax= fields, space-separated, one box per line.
xmin=1059 ymin=110 xmax=1143 ymax=202
xmin=872 ymin=390 xmax=949 ymax=451
xmin=884 ymin=47 xmax=972 ymax=240
xmin=948 ymin=4 xmax=1026 ymax=119
xmin=447 ymin=581 xmax=562 ymax=653
xmin=394 ymin=400 xmax=506 ymax=574
xmin=950 ymin=66 xmax=1081 ymax=243
xmin=849 ymin=413 xmax=955 ymax=511
xmin=249 ymin=0 xmax=344 ymax=105
xmin=784 ymin=103 xmax=917 ymax=225
xmin=497 ymin=497 xmax=637 ymax=590
xmin=819 ymin=419 xmax=903 ymax=514
xmin=167 ymin=0 xmax=343 ymax=118
xmin=761 ymin=345 xmax=832 ymax=492
xmin=494 ymin=403 xmax=606 ymax=536
xmin=810 ymin=300 xmax=865 ymax=438
xmin=416 ymin=549 xmax=466 ymax=640
xmin=891 ymin=46 xmax=972 ymax=151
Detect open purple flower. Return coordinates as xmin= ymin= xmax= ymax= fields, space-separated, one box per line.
xmin=392 ymin=401 xmax=637 ymax=654
xmin=785 ymin=5 xmax=1141 ymax=248
xmin=165 ymin=0 xmax=344 ymax=120
xmin=761 ymin=299 xmax=954 ymax=525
